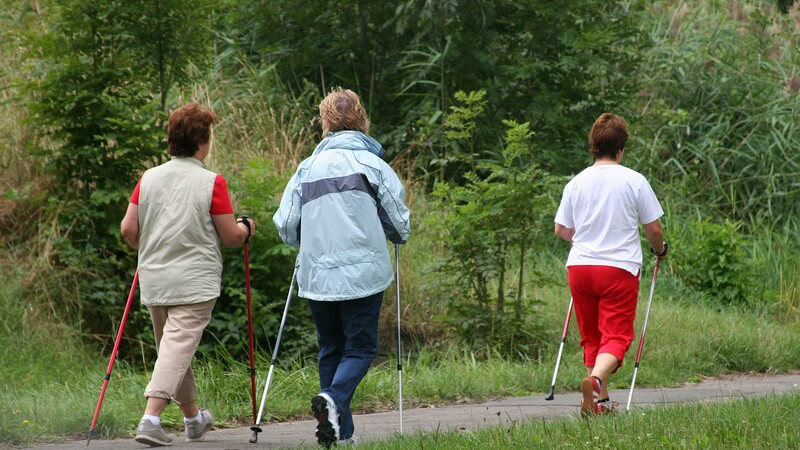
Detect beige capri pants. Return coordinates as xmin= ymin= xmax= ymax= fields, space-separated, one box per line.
xmin=143 ymin=299 xmax=216 ymax=404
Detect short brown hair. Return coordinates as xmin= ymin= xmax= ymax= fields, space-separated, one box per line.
xmin=319 ymin=88 xmax=369 ymax=135
xmin=589 ymin=113 xmax=628 ymax=160
xmin=167 ymin=103 xmax=218 ymax=157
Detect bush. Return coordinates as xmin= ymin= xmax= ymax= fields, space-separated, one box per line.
xmin=672 ymin=219 xmax=752 ymax=305
xmin=428 ymin=92 xmax=560 ymax=356
xmin=208 ymin=157 xmax=316 ymax=362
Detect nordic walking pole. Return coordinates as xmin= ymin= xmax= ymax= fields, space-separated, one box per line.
xmin=626 ymin=255 xmax=663 ymax=411
xmin=240 ymin=216 xmax=257 ymax=425
xmin=394 ymin=244 xmax=404 ymax=434
xmin=250 ymin=267 xmax=297 ymax=443
xmin=87 ymin=271 xmax=139 ymax=446
xmin=545 ymin=297 xmax=574 ymax=401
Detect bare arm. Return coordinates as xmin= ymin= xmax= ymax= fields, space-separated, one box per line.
xmin=212 ymin=214 xmax=254 ymax=248
xmin=642 ymin=219 xmax=667 ymax=259
xmin=554 ymin=223 xmax=575 ymax=243
xmin=120 ymin=203 xmax=140 ymax=249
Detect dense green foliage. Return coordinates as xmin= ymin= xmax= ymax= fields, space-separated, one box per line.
xmin=630 ymin=0 xmax=800 ymax=226
xmin=226 ymin=0 xmax=647 ymax=176
xmin=23 ymin=0 xmax=217 ymax=354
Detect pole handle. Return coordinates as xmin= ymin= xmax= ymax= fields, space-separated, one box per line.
xmin=238 ymin=214 xmax=252 ymax=243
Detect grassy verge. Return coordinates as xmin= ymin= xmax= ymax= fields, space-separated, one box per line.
xmin=362 ymin=393 xmax=800 ymax=449
xmin=2 ymin=261 xmax=800 ymax=446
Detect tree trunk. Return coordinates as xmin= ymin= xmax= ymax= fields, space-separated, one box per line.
xmin=515 ymin=235 xmax=527 ymax=321
xmin=155 ymin=0 xmax=167 ymax=111
xmin=496 ymin=242 xmax=505 ymax=313
xmin=475 ymin=261 xmax=488 ymax=310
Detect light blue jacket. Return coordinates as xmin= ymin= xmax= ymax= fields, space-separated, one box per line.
xmin=273 ymin=130 xmax=411 ymax=301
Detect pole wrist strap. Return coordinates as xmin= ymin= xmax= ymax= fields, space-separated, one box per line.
xmin=237 ymin=215 xmax=252 ymax=243
xmin=650 ymin=242 xmax=669 ymax=257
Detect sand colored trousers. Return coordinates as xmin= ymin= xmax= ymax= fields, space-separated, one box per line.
xmin=144 ymin=299 xmax=216 ymax=404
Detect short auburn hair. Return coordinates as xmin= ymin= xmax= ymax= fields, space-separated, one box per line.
xmin=589 ymin=113 xmax=628 ymax=160
xmin=319 ymin=88 xmax=369 ymax=136
xmin=167 ymin=103 xmax=218 ymax=157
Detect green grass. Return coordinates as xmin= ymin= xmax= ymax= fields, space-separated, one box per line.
xmin=2 ymin=259 xmax=800 ymax=446
xmin=362 ymin=393 xmax=800 ymax=449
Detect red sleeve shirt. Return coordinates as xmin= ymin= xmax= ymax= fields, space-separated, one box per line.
xmin=129 ymin=175 xmax=234 ymax=215
xmin=129 ymin=179 xmax=141 ymax=204
xmin=210 ymin=175 xmax=234 ymax=215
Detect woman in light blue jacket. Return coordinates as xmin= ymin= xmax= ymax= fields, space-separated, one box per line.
xmin=273 ymin=87 xmax=410 ymax=447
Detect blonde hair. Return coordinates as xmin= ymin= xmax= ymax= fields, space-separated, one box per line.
xmin=319 ymin=87 xmax=369 ymax=136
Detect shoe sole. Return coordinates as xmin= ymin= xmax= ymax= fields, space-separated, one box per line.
xmin=134 ymin=434 xmax=173 ymax=447
xmin=312 ymin=395 xmax=337 ymax=449
xmin=580 ymin=377 xmax=595 ymax=418
xmin=186 ymin=423 xmax=212 ymax=442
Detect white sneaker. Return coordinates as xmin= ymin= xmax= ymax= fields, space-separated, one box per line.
xmin=311 ymin=393 xmax=340 ymax=448
xmin=134 ymin=418 xmax=173 ymax=447
xmin=184 ymin=409 xmax=213 ymax=442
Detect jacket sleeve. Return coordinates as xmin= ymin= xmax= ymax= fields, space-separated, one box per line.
xmin=377 ymin=164 xmax=411 ymax=244
xmin=272 ymin=170 xmax=303 ymax=247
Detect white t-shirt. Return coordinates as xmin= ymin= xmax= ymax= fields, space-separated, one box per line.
xmin=554 ymin=164 xmax=663 ymax=276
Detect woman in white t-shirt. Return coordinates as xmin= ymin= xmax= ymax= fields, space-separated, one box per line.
xmin=554 ymin=113 xmax=668 ymax=416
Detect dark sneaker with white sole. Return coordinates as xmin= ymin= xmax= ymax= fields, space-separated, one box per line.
xmin=134 ymin=418 xmax=173 ymax=447
xmin=185 ymin=409 xmax=213 ymax=442
xmin=311 ymin=393 xmax=340 ymax=448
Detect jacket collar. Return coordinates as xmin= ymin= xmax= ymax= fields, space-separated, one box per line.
xmin=312 ymin=130 xmax=385 ymax=159
xmin=171 ymin=156 xmax=205 ymax=167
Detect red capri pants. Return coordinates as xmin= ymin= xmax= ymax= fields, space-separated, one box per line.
xmin=567 ymin=265 xmax=639 ymax=372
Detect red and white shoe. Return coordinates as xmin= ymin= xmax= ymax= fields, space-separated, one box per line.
xmin=595 ymin=399 xmax=619 ymax=415
xmin=580 ymin=376 xmax=602 ymax=418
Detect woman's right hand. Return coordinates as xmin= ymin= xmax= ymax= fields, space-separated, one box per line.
xmin=238 ymin=218 xmax=255 ymax=239
xmin=212 ymin=214 xmax=255 ymax=247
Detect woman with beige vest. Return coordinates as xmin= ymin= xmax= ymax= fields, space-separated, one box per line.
xmin=120 ymin=103 xmax=255 ymax=446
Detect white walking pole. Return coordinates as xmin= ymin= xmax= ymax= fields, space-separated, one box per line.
xmin=250 ymin=267 xmax=297 ymax=443
xmin=395 ymin=244 xmax=404 ymax=434
xmin=626 ymin=258 xmax=661 ymax=411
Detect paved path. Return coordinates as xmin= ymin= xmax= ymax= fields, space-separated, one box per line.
xmin=36 ymin=374 xmax=800 ymax=449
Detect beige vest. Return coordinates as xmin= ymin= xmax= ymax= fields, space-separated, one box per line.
xmin=137 ymin=157 xmax=222 ymax=306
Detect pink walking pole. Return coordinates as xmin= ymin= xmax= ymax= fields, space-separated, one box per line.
xmin=545 ymin=297 xmax=574 ymax=400
xmin=87 ymin=271 xmax=139 ymax=445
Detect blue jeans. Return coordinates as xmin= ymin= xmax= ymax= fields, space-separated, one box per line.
xmin=307 ymin=292 xmax=383 ymax=440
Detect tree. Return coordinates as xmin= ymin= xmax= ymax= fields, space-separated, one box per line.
xmin=126 ymin=0 xmax=216 ymax=110
xmin=429 ymin=91 xmax=560 ymax=355
xmin=25 ymin=0 xmax=214 ymax=353
xmin=222 ymin=0 xmax=648 ymax=177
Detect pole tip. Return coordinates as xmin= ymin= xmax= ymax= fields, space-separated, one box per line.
xmin=249 ymin=426 xmax=262 ymax=443
xmin=544 ymin=387 xmax=555 ymax=401
xmin=86 ymin=430 xmax=93 ymax=446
